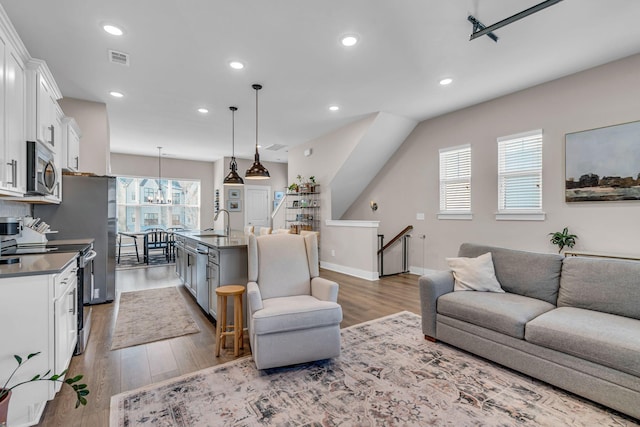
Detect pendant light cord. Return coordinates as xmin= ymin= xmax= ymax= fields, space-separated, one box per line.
xmin=255 ymin=86 xmax=259 ymax=155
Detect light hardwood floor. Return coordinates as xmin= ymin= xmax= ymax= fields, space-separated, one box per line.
xmin=37 ymin=265 xmax=421 ymax=426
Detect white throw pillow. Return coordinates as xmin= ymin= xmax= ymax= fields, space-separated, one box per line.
xmin=446 ymin=252 xmax=505 ymax=292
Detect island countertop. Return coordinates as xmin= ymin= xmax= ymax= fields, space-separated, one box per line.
xmin=174 ymin=230 xmax=248 ymax=249
xmin=0 ymin=252 xmax=78 ymax=277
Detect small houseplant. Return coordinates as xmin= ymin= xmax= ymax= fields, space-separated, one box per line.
xmin=287 ymin=183 xmax=299 ymax=193
xmin=548 ymin=227 xmax=577 ymax=253
xmin=1 ymin=352 xmax=89 ymax=423
xmin=308 ymin=176 xmax=317 ymax=192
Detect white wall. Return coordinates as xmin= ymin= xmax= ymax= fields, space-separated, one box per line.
xmin=58 ymin=97 xmax=110 ymax=175
xmin=342 ymin=53 xmax=640 ymax=271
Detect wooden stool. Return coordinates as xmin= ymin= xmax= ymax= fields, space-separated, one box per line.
xmin=215 ymin=285 xmax=245 ymax=357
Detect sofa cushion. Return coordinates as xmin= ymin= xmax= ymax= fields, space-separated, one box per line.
xmin=458 ymin=243 xmax=562 ymax=305
xmin=252 ymin=295 xmax=342 ymax=335
xmin=526 ymin=307 xmax=640 ymax=377
xmin=437 ymin=292 xmax=555 ymax=339
xmin=558 ymin=256 xmax=640 ymax=320
xmin=446 ymin=252 xmax=505 ymax=292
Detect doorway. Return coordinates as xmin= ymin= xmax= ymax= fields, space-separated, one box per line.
xmin=245 ymin=185 xmax=271 ymax=233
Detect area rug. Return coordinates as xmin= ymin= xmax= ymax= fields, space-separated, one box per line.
xmin=110 ymin=287 xmax=200 ymax=350
xmin=109 ymin=311 xmax=636 ymax=426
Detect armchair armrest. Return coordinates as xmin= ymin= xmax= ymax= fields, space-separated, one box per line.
xmin=247 ymin=281 xmax=263 ymax=314
xmin=311 ymin=277 xmax=339 ymax=302
xmin=418 ymin=270 xmax=454 ymax=339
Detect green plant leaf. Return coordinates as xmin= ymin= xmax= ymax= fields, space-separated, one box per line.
xmin=14 ymin=355 xmax=22 ymax=364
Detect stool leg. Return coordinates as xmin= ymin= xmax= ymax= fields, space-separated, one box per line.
xmin=215 ymin=294 xmax=224 ymax=357
xmin=237 ymin=294 xmax=244 ymax=350
xmin=220 ymin=295 xmax=228 ymax=350
xmin=234 ymin=294 xmax=241 ymax=356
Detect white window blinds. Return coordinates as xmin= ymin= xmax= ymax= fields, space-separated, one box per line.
xmin=497 ymin=130 xmax=543 ymax=213
xmin=439 ymin=144 xmax=471 ymax=213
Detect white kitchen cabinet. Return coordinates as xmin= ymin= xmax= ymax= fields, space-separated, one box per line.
xmin=26 ymin=59 xmax=62 ymax=153
xmin=61 ymin=117 xmax=81 ymax=172
xmin=0 ymin=258 xmax=78 ymax=426
xmin=0 ymin=22 xmax=27 ymax=196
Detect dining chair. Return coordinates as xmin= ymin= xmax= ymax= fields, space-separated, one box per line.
xmin=244 ymin=225 xmax=255 ymax=235
xmin=144 ymin=228 xmax=170 ymax=264
xmin=272 ymin=228 xmax=292 ymax=234
xmin=117 ymin=232 xmax=140 ymax=263
xmin=259 ymin=227 xmax=272 ymax=235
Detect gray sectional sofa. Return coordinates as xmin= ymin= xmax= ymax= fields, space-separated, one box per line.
xmin=419 ymin=243 xmax=640 ymax=420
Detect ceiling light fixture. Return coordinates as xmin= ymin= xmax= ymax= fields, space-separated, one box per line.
xmin=149 ymin=146 xmax=171 ymax=204
xmin=223 ymin=106 xmax=244 ymax=185
xmin=439 ymin=78 xmax=453 ymax=86
xmin=103 ymin=24 xmax=123 ymax=36
xmin=229 ymin=61 xmax=244 ymax=70
xmin=197 ymin=107 xmax=209 ymax=113
xmin=329 ymin=105 xmax=340 ymax=111
xmin=341 ymin=35 xmax=358 ymax=47
xmin=245 ymin=84 xmax=270 ymax=180
xmin=109 ymin=91 xmax=124 ymax=98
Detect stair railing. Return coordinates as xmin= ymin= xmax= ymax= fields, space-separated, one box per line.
xmin=377 ymin=225 xmax=413 ymax=277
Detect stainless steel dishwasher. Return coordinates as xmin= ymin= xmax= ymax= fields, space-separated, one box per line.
xmin=195 ymin=244 xmax=209 ymax=312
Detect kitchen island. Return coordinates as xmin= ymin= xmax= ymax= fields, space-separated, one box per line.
xmin=173 ymin=230 xmax=248 ymax=324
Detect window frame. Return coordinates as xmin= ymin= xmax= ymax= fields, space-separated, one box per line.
xmin=496 ymin=129 xmax=545 ymax=221
xmin=438 ymin=143 xmax=472 ymax=220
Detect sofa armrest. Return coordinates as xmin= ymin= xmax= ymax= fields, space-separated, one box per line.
xmin=419 ymin=270 xmax=455 ymax=338
xmin=247 ymin=281 xmax=263 ymax=314
xmin=311 ymin=277 xmax=339 ymax=302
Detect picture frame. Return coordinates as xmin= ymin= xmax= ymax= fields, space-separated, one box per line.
xmin=274 ymin=191 xmax=284 ymax=201
xmin=565 ymin=120 xmax=640 ymax=202
xmin=227 ymin=199 xmax=242 ymax=212
xmin=228 ymin=189 xmax=241 ymax=199
xmin=292 ymin=200 xmax=299 ymax=208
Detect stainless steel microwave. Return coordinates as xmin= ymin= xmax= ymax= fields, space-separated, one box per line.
xmin=26 ymin=140 xmax=58 ymax=195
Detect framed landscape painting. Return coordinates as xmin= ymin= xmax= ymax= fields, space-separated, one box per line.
xmin=565 ymin=120 xmax=640 ymax=202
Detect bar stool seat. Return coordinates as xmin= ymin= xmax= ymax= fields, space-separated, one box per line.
xmin=215 ymin=285 xmax=246 ymax=357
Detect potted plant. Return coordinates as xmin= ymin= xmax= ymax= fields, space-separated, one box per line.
xmin=287 ymin=183 xmax=299 ymax=193
xmin=1 ymin=352 xmax=89 ymax=424
xmin=297 ymin=175 xmax=310 ymax=193
xmin=548 ymin=227 xmax=578 ymax=253
xmin=308 ymin=176 xmax=317 ymax=192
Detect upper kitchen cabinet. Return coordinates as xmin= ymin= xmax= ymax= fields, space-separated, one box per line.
xmin=0 ymin=9 xmax=28 ymax=196
xmin=61 ymin=117 xmax=81 ymax=172
xmin=26 ymin=58 xmax=62 ymax=153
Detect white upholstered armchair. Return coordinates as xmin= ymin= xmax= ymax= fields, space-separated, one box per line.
xmin=247 ymin=233 xmax=343 ymax=369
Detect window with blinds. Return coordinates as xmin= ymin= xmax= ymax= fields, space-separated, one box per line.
xmin=497 ymin=130 xmax=545 ymax=220
xmin=439 ymin=144 xmax=471 ymax=219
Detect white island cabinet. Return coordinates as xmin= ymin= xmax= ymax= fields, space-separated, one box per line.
xmin=0 ymin=255 xmax=78 ymax=427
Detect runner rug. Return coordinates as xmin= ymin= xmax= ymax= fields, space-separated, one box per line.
xmin=110 ymin=311 xmax=635 ymax=426
xmin=110 ymin=287 xmax=200 ymax=350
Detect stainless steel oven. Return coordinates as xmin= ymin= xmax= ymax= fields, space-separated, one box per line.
xmin=26 ymin=140 xmax=58 ymax=195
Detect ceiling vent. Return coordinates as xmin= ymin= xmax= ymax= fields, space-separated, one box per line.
xmin=108 ymin=49 xmax=130 ymax=66
xmin=265 ymin=143 xmax=286 ymax=151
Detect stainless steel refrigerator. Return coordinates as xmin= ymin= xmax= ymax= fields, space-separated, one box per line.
xmin=35 ymin=174 xmax=116 ymax=304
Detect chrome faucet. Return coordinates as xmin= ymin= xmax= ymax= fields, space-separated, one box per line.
xmin=213 ymin=209 xmax=230 ymax=236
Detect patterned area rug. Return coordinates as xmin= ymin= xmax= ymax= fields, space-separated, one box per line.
xmin=111 ymin=287 xmax=200 ymax=350
xmin=110 ymin=311 xmax=637 ymax=426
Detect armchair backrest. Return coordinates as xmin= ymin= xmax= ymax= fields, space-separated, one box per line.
xmin=248 ymin=233 xmax=319 ymax=299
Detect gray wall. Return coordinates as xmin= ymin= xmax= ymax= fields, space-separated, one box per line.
xmin=341 ymin=53 xmax=640 ymax=271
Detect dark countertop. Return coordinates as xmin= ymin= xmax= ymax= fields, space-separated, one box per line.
xmin=0 ymin=252 xmax=78 ymax=277
xmin=174 ymin=230 xmax=248 ymax=250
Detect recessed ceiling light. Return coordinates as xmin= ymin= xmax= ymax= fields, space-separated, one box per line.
xmin=329 ymin=105 xmax=340 ymax=111
xmin=439 ymin=78 xmax=453 ymax=86
xmin=109 ymin=91 xmax=124 ymax=98
xmin=341 ymin=35 xmax=358 ymax=47
xmin=229 ymin=61 xmax=244 ymax=70
xmin=103 ymin=24 xmax=124 ymax=36
xmin=197 ymin=108 xmax=209 ymax=113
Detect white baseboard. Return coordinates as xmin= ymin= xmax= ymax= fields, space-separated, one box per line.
xmin=409 ymin=266 xmax=443 ymax=276
xmin=320 ymin=261 xmax=379 ymax=281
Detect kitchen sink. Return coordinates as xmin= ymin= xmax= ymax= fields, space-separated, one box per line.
xmin=192 ymin=233 xmax=226 ymax=237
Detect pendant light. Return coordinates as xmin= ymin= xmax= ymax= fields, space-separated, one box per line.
xmin=149 ymin=146 xmax=171 ymax=204
xmin=223 ymin=106 xmax=244 ymax=185
xmin=245 ymin=83 xmax=270 ymax=179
